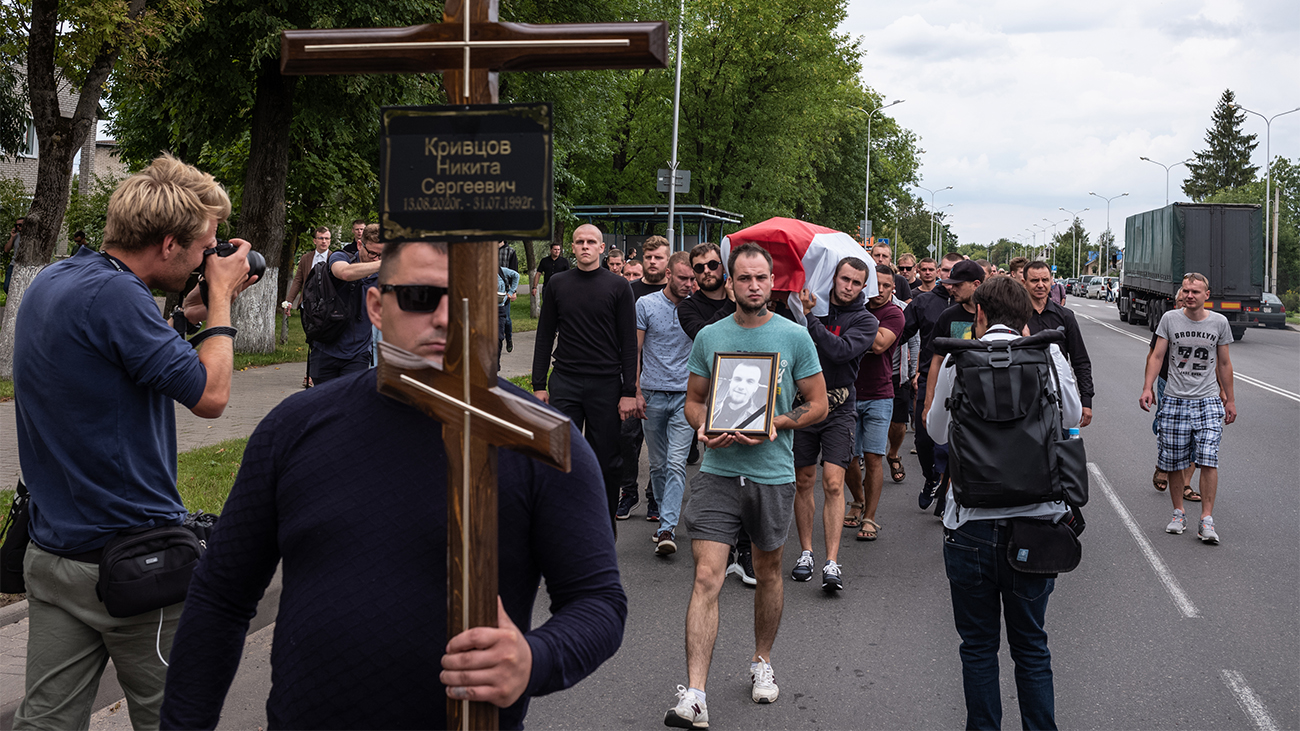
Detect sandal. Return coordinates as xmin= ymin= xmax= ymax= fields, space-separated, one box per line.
xmin=888 ymin=457 xmax=905 ymax=483
xmin=1152 ymin=469 xmax=1168 ymax=492
xmin=856 ymin=518 xmax=880 ymax=541
xmin=843 ymin=501 xmax=865 ymax=528
xmin=1182 ymin=485 xmax=1202 ymax=502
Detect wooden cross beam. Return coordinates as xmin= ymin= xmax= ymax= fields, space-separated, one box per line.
xmin=281 ymin=3 xmax=667 ymax=729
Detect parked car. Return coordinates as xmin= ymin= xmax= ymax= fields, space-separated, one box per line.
xmin=1247 ymin=292 xmax=1288 ymax=329
xmin=1064 ymin=278 xmax=1079 ymax=295
xmin=1085 ymin=276 xmax=1106 ymax=299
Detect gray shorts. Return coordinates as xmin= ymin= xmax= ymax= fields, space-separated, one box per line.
xmin=684 ymin=471 xmax=797 ymax=552
xmin=793 ymin=400 xmax=857 ymax=469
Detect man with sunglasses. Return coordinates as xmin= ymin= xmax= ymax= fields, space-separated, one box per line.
xmin=533 ymin=223 xmax=639 ymax=524
xmin=161 ymin=238 xmax=627 ymax=729
xmin=897 ymin=252 xmax=918 ymax=289
xmin=313 ymin=223 xmax=383 ymax=385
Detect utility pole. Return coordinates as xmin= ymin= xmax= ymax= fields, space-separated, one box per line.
xmin=665 ymin=0 xmax=685 ymax=250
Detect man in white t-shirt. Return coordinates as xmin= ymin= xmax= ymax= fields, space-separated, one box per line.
xmin=1139 ymin=272 xmax=1236 ymax=544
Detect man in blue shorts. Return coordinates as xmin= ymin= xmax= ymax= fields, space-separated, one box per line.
xmin=665 ymin=243 xmax=827 ymax=728
xmin=1139 ymin=272 xmax=1236 ymax=544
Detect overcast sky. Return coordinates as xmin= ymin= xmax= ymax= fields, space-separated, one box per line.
xmin=841 ymin=0 xmax=1300 ymax=254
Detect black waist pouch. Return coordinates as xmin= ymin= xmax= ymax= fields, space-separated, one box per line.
xmin=96 ymin=524 xmax=203 ymax=618
xmin=0 ymin=480 xmax=31 ymax=594
xmin=1006 ymin=517 xmax=1081 ymax=576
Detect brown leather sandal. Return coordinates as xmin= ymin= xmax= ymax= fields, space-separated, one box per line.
xmin=1152 ymin=469 xmax=1168 ymax=492
xmin=888 ymin=457 xmax=906 ymax=483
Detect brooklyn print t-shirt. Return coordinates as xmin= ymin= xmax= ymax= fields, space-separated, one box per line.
xmin=1156 ymin=308 xmax=1233 ymax=400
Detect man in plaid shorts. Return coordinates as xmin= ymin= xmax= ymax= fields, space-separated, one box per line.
xmin=1139 ymin=272 xmax=1237 ymax=544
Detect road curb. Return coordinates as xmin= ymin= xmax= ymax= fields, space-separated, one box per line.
xmin=0 ymin=569 xmax=281 ymax=731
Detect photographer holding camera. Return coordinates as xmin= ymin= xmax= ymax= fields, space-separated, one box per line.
xmin=12 ymin=154 xmax=256 ymax=730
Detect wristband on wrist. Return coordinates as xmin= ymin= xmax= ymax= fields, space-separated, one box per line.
xmin=188 ymin=325 xmax=238 ymax=348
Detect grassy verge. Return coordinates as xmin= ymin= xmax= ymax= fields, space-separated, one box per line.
xmin=0 ymin=378 xmax=11 ymax=401
xmin=510 ymin=296 xmax=539 ymax=333
xmin=232 ymin=312 xmax=309 ymax=370
xmin=0 ymin=437 xmax=248 ymax=606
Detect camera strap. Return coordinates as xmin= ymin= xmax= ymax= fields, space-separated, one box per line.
xmin=100 ymin=251 xmax=130 ymax=273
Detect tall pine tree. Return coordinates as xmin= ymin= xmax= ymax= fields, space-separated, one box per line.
xmin=1183 ymin=89 xmax=1259 ymax=201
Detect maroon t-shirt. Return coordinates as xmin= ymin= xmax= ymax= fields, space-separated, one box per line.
xmin=854 ymin=301 xmax=905 ymax=401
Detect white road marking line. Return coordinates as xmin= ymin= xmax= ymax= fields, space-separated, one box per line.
xmin=1235 ymin=373 xmax=1300 ymax=403
xmin=1088 ymin=462 xmax=1200 ymax=618
xmin=1220 ymin=670 xmax=1280 ymax=731
xmin=1071 ymin=310 xmax=1300 ymax=403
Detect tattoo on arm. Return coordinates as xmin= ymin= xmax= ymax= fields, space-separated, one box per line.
xmin=780 ymin=402 xmax=813 ymax=425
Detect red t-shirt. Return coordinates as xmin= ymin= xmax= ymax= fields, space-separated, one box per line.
xmin=854 ymin=301 xmax=905 ymax=401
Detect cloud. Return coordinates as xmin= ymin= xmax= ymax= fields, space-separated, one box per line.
xmin=841 ymin=0 xmax=1300 ymax=248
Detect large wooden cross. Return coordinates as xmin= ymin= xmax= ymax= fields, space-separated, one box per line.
xmin=281 ymin=3 xmax=667 ymax=729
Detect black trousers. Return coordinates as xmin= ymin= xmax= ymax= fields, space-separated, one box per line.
xmin=618 ymin=416 xmax=648 ymax=499
xmin=548 ymin=371 xmax=624 ymax=523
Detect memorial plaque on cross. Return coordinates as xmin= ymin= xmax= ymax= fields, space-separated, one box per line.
xmin=280 ymin=3 xmax=667 ymax=729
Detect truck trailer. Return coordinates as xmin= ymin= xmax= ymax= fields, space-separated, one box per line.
xmin=1118 ymin=202 xmax=1263 ymax=341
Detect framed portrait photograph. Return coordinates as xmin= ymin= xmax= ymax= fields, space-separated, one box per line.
xmin=705 ymin=352 xmax=779 ymax=436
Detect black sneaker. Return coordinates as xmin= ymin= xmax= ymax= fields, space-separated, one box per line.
xmin=646 ymin=494 xmax=660 ymax=522
xmin=505 ymin=339 xmax=513 ymax=353
xmin=822 ymin=560 xmax=843 ymax=592
xmin=616 ymin=491 xmax=638 ymax=520
xmin=686 ymin=439 xmax=701 ymax=465
xmin=791 ymin=550 xmax=815 ymax=581
xmin=918 ymin=479 xmax=938 ymax=510
xmin=727 ymin=549 xmax=758 ymax=586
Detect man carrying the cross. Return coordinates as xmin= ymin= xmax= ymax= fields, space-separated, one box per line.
xmin=668 ymin=243 xmax=827 ymax=728
xmin=160 ymin=238 xmax=627 ymax=730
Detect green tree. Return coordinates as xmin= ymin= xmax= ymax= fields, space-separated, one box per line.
xmin=1048 ymin=218 xmax=1090 ymax=279
xmin=1183 ymin=89 xmax=1259 ymax=202
xmin=109 ymin=0 xmax=442 ymax=352
xmin=0 ymin=0 xmax=195 ymax=378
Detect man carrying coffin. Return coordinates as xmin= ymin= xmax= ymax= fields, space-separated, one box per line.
xmin=160 ymin=239 xmax=626 ymax=730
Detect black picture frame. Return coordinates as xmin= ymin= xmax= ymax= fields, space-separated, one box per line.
xmin=705 ymin=352 xmax=779 ymax=436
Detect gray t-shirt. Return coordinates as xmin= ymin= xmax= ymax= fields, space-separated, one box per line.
xmin=1156 ymin=308 xmax=1234 ymax=399
xmin=636 ymin=290 xmax=693 ymax=391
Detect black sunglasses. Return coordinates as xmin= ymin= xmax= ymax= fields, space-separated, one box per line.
xmin=692 ymin=260 xmax=721 ymax=273
xmin=898 ymin=265 xmax=913 ymax=271
xmin=380 ymin=284 xmax=447 ymax=312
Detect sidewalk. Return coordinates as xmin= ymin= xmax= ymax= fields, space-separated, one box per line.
xmin=0 ymin=330 xmax=540 ymax=729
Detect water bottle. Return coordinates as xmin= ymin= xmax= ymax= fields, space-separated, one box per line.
xmin=1068 ymin=427 xmax=1081 ymax=439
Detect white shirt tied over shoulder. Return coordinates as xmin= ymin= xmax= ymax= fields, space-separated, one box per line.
xmin=927 ymin=324 xmax=1083 ymax=530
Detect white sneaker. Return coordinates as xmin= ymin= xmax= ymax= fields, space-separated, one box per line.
xmin=1165 ymin=509 xmax=1186 ymax=535
xmin=664 ymin=685 xmax=708 ymax=728
xmin=1198 ymin=516 xmax=1220 ymax=544
xmin=750 ymin=657 xmax=779 ymax=703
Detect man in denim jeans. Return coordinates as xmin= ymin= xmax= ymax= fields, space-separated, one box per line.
xmin=636 ymin=252 xmax=698 ymax=554
xmin=927 ymin=276 xmax=1081 ymax=730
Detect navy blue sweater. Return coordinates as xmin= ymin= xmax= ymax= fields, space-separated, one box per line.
xmin=160 ymin=370 xmax=626 ymax=730
xmin=804 ymin=291 xmax=879 ymax=391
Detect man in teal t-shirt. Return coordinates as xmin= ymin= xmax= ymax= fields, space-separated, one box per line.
xmin=665 ymin=243 xmax=826 ymax=729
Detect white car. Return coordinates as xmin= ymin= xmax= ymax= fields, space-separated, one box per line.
xmin=1085 ymin=276 xmax=1106 ymax=299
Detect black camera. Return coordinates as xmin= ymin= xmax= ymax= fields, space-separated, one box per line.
xmin=202 ymin=240 xmax=266 ymax=281
xmin=197 ymin=240 xmax=266 ymax=306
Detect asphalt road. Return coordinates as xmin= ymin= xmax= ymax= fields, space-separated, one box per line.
xmin=84 ymin=299 xmax=1300 ymax=730
xmin=526 ymin=299 xmax=1299 ymax=730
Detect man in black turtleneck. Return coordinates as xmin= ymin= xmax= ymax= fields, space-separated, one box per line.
xmin=533 ymin=223 xmax=638 ymax=524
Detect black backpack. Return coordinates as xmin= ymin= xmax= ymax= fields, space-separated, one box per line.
xmin=933 ymin=329 xmax=1088 ymax=509
xmin=301 ymin=253 xmax=356 ymax=344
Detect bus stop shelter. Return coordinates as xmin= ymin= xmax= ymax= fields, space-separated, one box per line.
xmin=571 ymin=204 xmax=743 ymax=254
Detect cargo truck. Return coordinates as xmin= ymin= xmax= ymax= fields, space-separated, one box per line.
xmin=1117 ymin=202 xmax=1263 ymax=341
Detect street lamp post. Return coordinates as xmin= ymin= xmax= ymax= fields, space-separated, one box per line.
xmin=1043 ymin=217 xmax=1069 ymax=269
xmin=850 ymin=100 xmax=905 ymax=240
xmin=933 ymin=203 xmax=953 ymax=257
xmin=665 ymin=0 xmax=686 ymax=250
xmin=1089 ymin=192 xmax=1129 ymax=277
xmin=1059 ymin=206 xmax=1088 ymax=278
xmin=1139 ymin=157 xmax=1189 ymax=206
xmin=1235 ymin=103 xmax=1300 ymax=293
xmin=916 ymin=185 xmax=952 ymax=257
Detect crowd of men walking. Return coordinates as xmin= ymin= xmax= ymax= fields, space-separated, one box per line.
xmin=6 ymin=155 xmax=1237 ymax=730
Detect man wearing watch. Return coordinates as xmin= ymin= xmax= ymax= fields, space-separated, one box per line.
xmin=12 ymin=154 xmax=254 ymax=729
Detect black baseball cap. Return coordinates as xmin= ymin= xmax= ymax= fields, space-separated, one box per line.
xmin=941 ymin=259 xmax=984 ymax=285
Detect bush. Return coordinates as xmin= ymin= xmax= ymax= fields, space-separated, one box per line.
xmin=1281 ymin=289 xmax=1300 ymax=316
